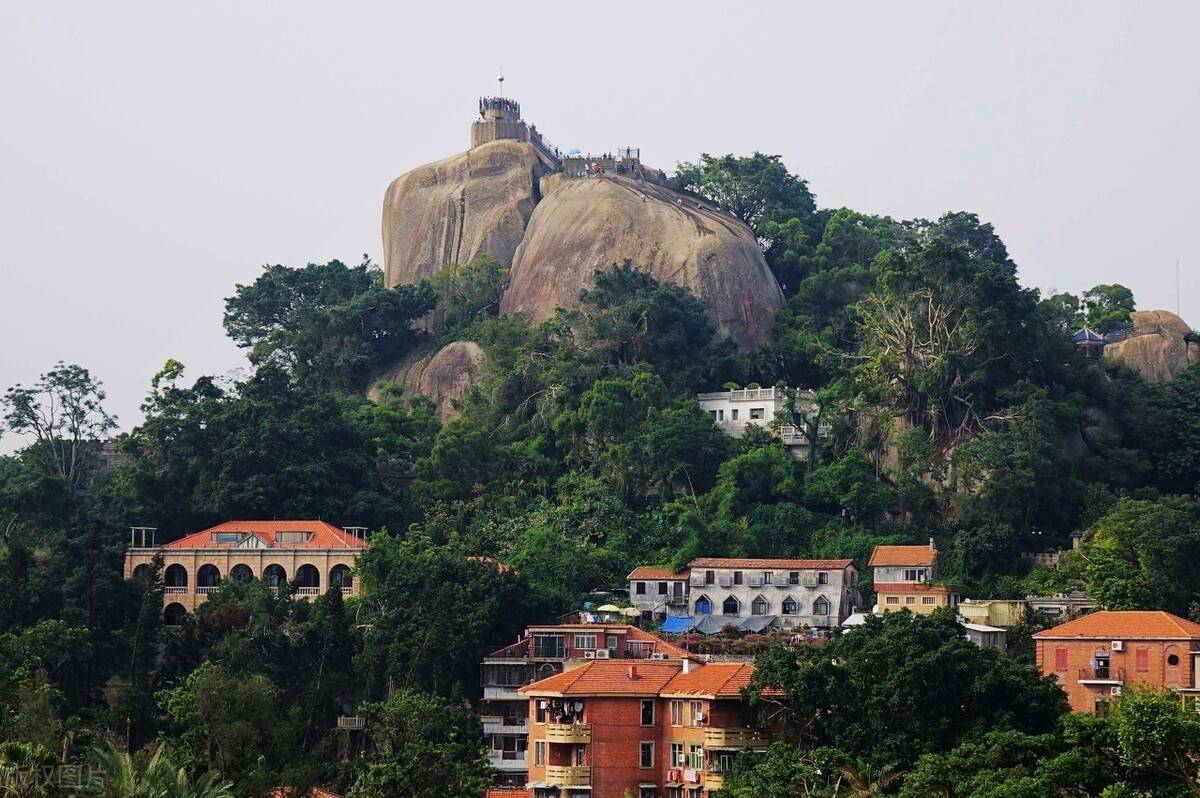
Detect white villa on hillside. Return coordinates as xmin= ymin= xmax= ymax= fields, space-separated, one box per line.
xmin=697 ymin=386 xmax=829 ymax=458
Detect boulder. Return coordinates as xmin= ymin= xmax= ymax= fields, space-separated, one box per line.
xmin=1103 ymin=309 xmax=1197 ymax=381
xmin=500 ymin=175 xmax=783 ymax=351
xmin=369 ymin=340 xmax=485 ymax=421
xmin=382 ymin=140 xmax=555 ymax=288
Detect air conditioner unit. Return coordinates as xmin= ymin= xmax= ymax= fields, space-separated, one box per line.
xmin=595 ymin=649 xmax=611 ymax=659
xmin=1111 ymin=641 xmax=1124 ymax=651
xmin=583 ymin=651 xmax=596 ymax=659
xmin=1110 ymin=686 xmax=1123 ymax=696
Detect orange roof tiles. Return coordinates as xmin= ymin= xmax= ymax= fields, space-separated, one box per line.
xmin=1032 ymin=610 xmax=1200 ymax=640
xmin=662 ymin=663 xmax=755 ymax=698
xmin=166 ymin=520 xmax=366 ymax=550
xmin=874 ymin=582 xmax=958 ymax=594
xmin=627 ymin=566 xmax=689 ymax=580
xmin=688 ymin=557 xmax=854 ymax=570
xmin=868 ymin=545 xmax=937 ymax=567
xmin=519 ymin=660 xmax=683 ymax=696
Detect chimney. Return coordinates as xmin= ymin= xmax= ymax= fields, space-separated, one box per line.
xmin=683 ymin=657 xmax=693 ymax=674
xmin=929 ymin=537 xmax=936 ymax=550
xmin=628 ymin=665 xmax=638 ymax=680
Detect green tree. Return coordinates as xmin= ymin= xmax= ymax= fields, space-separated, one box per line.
xmin=224 ymin=258 xmax=436 ymax=393
xmin=348 ymin=691 xmax=489 ymax=798
xmin=85 ymin=741 xmax=234 ymax=798
xmin=1082 ymin=284 xmax=1135 ymax=333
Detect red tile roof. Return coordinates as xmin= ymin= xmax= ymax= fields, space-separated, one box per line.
xmin=662 ymin=663 xmax=755 ymax=698
xmin=874 ymin=582 xmax=958 ymax=594
xmin=628 ymin=566 xmax=689 ymax=580
xmin=165 ymin=520 xmax=366 ymax=550
xmin=688 ymin=558 xmax=854 ymax=570
xmin=519 ymin=660 xmax=683 ymax=696
xmin=1032 ymin=610 xmax=1200 ymax=640
xmin=869 ymin=545 xmax=937 ymax=567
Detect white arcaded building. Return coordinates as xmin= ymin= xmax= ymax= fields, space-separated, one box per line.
xmin=696 ymin=386 xmax=828 ymax=458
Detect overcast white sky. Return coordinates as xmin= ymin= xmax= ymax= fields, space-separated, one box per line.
xmin=2 ymin=1 xmax=1198 ymax=446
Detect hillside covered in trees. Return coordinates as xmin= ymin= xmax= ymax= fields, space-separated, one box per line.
xmin=4 ymin=152 xmax=1200 ymax=796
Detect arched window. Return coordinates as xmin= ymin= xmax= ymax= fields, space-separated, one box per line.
xmin=330 ymin=564 xmax=353 ymax=591
xmin=164 ymin=564 xmax=188 ymax=587
xmin=263 ymin=564 xmax=287 ymax=589
xmin=296 ymin=564 xmax=320 ymax=589
xmin=782 ymin=597 xmax=798 ymax=615
xmin=813 ymin=597 xmax=830 ymax=616
xmin=132 ymin=563 xmax=151 ymax=582
xmin=163 ymin=603 xmax=188 ymax=627
xmin=694 ymin=595 xmax=712 ymax=615
xmin=197 ymin=564 xmax=221 ymax=587
xmin=722 ymin=596 xmax=740 ymax=616
xmin=751 ymin=596 xmax=769 ymax=616
xmin=230 ymin=564 xmax=254 ymax=584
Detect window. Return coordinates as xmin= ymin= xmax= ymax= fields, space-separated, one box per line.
xmin=922 ymin=596 xmax=936 ymax=605
xmin=750 ymin=407 xmax=765 ymax=420
xmin=818 ymin=572 xmax=829 ymax=585
xmin=636 ymin=582 xmax=646 ymax=595
xmin=574 ymin=634 xmax=597 ymax=650
xmin=723 ymin=596 xmax=740 ymax=615
xmin=670 ymin=742 xmax=685 ymax=767
xmin=575 ymin=745 xmax=586 ymax=766
xmin=885 ymin=596 xmax=900 ymax=605
xmin=1169 ymin=653 xmax=1181 ymax=666
xmin=751 ymin=595 xmax=768 ymax=615
xmin=695 ymin=595 xmax=712 ymax=614
xmin=905 ymin=595 xmax=916 ymax=604
xmin=658 ymin=582 xmax=668 ymax=595
xmin=782 ymin=597 xmax=798 ymax=615
xmin=705 ymin=570 xmax=715 ymax=585
xmin=717 ymin=409 xmax=724 ymax=421
xmin=212 ymin=532 xmax=242 ymax=543
xmin=688 ymin=743 xmax=704 ymax=769
xmin=690 ymin=700 xmax=705 ymax=726
xmin=730 ymin=409 xmax=739 ymax=421
xmin=904 ymin=568 xmax=927 ymax=581
xmin=535 ymin=741 xmax=545 ymax=765
xmin=641 ymin=700 xmax=655 ymax=726
xmin=733 ymin=571 xmax=743 ymax=585
xmin=789 ymin=571 xmax=800 ymax=585
xmin=763 ymin=571 xmax=774 ymax=584
xmin=669 ymin=789 xmax=683 ymax=798
xmin=814 ymin=597 xmax=830 ymax=615
xmin=640 ymin=741 xmax=654 ymax=768
xmin=536 ymin=702 xmax=547 ymax=723
xmin=276 ymin=531 xmax=313 ymax=544
xmin=1136 ymin=648 xmax=1149 ymax=673
xmin=671 ymin=699 xmax=683 ymax=726
xmin=1054 ymin=646 xmax=1068 ymax=672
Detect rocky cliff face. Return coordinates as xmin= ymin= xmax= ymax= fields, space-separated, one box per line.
xmin=1104 ymin=310 xmax=1198 ymax=381
xmin=382 ymin=140 xmax=555 ymax=287
xmin=368 ymin=340 xmax=485 ymax=421
xmin=501 ymin=175 xmax=783 ymax=350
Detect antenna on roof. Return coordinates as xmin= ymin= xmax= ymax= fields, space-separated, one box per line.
xmin=497 ymin=67 xmax=504 ymax=97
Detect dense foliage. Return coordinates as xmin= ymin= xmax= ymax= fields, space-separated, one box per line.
xmin=1 ymin=149 xmax=1196 ymax=796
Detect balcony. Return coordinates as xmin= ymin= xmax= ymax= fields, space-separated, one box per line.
xmin=544 ymin=765 xmax=590 ymax=786
xmin=487 ymin=750 xmax=528 ymax=772
xmin=196 ymin=586 xmax=219 ymax=595
xmin=545 ymin=723 xmax=591 ymax=744
xmin=336 ymin=715 xmax=366 ymax=730
xmin=705 ymin=727 xmax=769 ymax=749
xmin=1078 ymin=666 xmax=1125 ymax=684
xmin=705 ymin=771 xmax=726 ymax=790
xmin=483 ymin=716 xmax=529 ymax=735
xmin=164 ymin=585 xmax=188 ymax=595
xmin=296 ymin=587 xmax=321 ymax=596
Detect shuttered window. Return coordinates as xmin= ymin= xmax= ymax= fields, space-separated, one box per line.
xmin=1136 ymin=648 xmax=1149 ymax=672
xmin=1055 ymin=646 xmax=1068 ymax=672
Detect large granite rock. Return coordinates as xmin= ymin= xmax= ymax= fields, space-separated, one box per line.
xmin=369 ymin=340 xmax=485 ymax=421
xmin=501 ymin=175 xmax=783 ymax=350
xmin=1104 ymin=310 xmax=1198 ymax=381
xmin=382 ymin=140 xmax=554 ymax=287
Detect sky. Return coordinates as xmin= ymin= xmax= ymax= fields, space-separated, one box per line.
xmin=2 ymin=1 xmax=1198 ymax=448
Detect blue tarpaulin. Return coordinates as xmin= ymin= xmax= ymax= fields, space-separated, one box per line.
xmin=659 ymin=615 xmax=694 ymax=633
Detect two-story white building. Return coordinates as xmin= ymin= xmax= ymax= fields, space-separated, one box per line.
xmin=685 ymin=557 xmax=860 ymax=630
xmin=696 ymin=386 xmax=828 ymax=459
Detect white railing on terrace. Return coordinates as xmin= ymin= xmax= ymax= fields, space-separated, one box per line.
xmin=337 ymin=715 xmax=366 ymax=730
xmin=697 ymin=387 xmax=783 ymax=402
xmin=164 ymin=586 xmax=188 ymax=594
xmin=295 ymin=587 xmax=321 ymax=596
xmin=196 ymin=586 xmax=219 ymax=595
xmin=339 ymin=587 xmax=353 ymax=596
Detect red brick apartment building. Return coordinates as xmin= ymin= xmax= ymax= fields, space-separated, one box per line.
xmin=1033 ymin=610 xmax=1200 ymax=714
xmin=520 ymin=660 xmax=767 ymax=798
